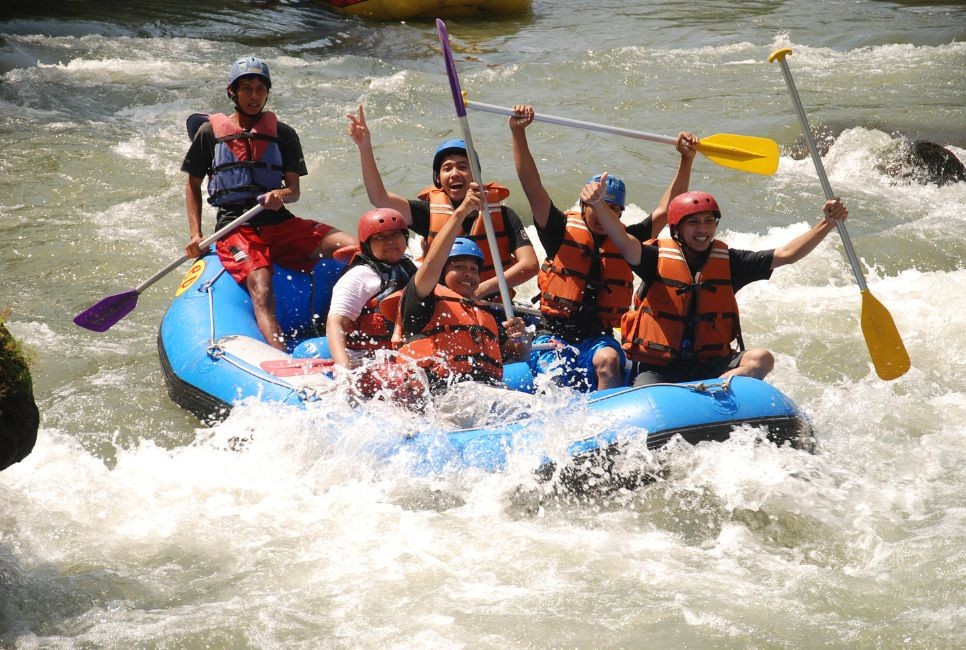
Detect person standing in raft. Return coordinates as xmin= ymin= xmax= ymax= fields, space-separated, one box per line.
xmin=383 ymin=182 xmax=531 ymax=400
xmin=509 ymin=103 xmax=699 ymax=390
xmin=589 ymin=177 xmax=849 ymax=385
xmin=346 ymin=103 xmax=539 ymax=302
xmin=325 ymin=208 xmax=418 ymax=370
xmin=182 ymin=56 xmax=355 ymax=351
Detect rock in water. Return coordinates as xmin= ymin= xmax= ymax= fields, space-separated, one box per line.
xmin=0 ymin=312 xmax=39 ymax=471
xmin=786 ymin=122 xmax=838 ymax=160
xmin=875 ymin=140 xmax=966 ymax=186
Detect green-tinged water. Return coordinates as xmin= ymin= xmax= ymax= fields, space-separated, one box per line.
xmin=2 ymin=1 xmax=965 ymax=647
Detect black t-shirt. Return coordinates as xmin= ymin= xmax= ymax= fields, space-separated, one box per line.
xmin=533 ymin=203 xmax=655 ymax=341
xmin=630 ymin=241 xmax=775 ymax=356
xmin=629 ymin=242 xmax=774 ymax=294
xmin=180 ymin=117 xmax=308 ymax=229
xmin=407 ymin=199 xmax=531 ymax=252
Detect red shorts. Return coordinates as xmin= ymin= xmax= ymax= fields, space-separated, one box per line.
xmin=216 ymin=217 xmax=334 ymax=283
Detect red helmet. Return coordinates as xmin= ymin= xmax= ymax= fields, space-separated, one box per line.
xmin=358 ymin=208 xmax=407 ymax=244
xmin=668 ymin=191 xmax=721 ymax=228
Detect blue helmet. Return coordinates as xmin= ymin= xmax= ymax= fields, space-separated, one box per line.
xmin=589 ymin=173 xmax=627 ymax=209
xmin=432 ymin=138 xmax=480 ymax=188
xmin=448 ymin=237 xmax=484 ymax=264
xmin=229 ymin=56 xmax=272 ymax=89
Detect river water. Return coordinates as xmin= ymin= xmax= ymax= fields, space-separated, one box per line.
xmin=2 ymin=0 xmax=965 ymax=647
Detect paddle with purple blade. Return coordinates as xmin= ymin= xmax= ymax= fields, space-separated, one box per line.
xmin=435 ymin=18 xmax=514 ymax=320
xmin=73 ymin=198 xmax=266 ymax=332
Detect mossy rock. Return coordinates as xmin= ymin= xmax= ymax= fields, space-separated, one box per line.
xmin=1 ymin=310 xmax=39 ymax=471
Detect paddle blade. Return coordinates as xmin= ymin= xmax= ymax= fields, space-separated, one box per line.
xmin=696 ymin=133 xmax=780 ymax=175
xmin=260 ymin=358 xmax=335 ymax=377
xmin=860 ymin=290 xmax=910 ymax=380
xmin=436 ymin=19 xmax=467 ymax=117
xmin=73 ymin=290 xmax=139 ymax=332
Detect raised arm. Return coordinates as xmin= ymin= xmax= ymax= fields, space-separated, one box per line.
xmin=473 ymin=241 xmax=539 ymax=301
xmin=772 ymin=198 xmax=848 ymax=269
xmin=649 ymin=131 xmax=698 ymax=237
xmin=412 ymin=182 xmax=484 ymax=298
xmin=346 ymin=103 xmax=413 ymax=223
xmin=509 ymin=104 xmax=553 ymax=228
xmin=583 ymin=172 xmax=643 ymax=266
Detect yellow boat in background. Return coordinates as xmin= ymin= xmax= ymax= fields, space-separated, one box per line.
xmin=319 ymin=0 xmax=532 ymax=20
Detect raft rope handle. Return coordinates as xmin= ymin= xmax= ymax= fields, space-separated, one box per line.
xmin=204 ymin=278 xmax=223 ymax=359
xmin=688 ymin=377 xmax=731 ymax=393
xmin=588 ymin=378 xmax=734 ymax=404
xmin=201 ymin=267 xmax=229 ymax=357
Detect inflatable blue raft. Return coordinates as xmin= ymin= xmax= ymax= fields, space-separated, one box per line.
xmin=158 ymin=253 xmax=813 ymax=479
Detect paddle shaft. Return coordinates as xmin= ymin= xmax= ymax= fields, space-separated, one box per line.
xmin=136 ymin=203 xmax=265 ymax=294
xmin=437 ymin=20 xmax=514 ymax=320
xmin=467 ymin=100 xmax=778 ymax=175
xmin=468 ymin=99 xmax=678 ymax=147
xmin=477 ymin=299 xmax=541 ymax=317
xmin=770 ymin=54 xmax=867 ymax=291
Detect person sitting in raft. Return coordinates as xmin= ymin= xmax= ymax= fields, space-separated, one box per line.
xmin=346 ymin=103 xmax=539 ymax=302
xmin=325 ymin=208 xmax=418 ymax=370
xmin=384 ymin=182 xmax=532 ymax=400
xmin=182 ymin=56 xmax=355 ymax=351
xmin=509 ymin=103 xmax=698 ymax=390
xmin=589 ymin=179 xmax=848 ymax=386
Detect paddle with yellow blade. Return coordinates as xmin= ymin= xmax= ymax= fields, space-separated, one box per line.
xmin=465 ymin=99 xmax=780 ymax=176
xmin=769 ymin=48 xmax=910 ymax=380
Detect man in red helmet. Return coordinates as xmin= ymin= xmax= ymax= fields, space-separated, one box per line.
xmin=182 ymin=56 xmax=355 ymax=351
xmin=326 ymin=208 xmax=417 ymax=369
xmin=589 ymin=175 xmax=848 ymax=385
xmin=346 ymin=103 xmax=538 ymax=302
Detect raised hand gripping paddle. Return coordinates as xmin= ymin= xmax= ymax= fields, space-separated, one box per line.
xmin=465 ymin=99 xmax=780 ymax=176
xmin=769 ymin=48 xmax=910 ymax=380
xmin=436 ymin=19 xmax=514 ymax=320
xmin=73 ymin=200 xmax=265 ymax=332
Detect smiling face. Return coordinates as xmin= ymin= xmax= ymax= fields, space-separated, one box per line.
xmin=230 ymin=76 xmax=269 ymax=117
xmin=367 ymin=229 xmax=407 ymax=264
xmin=675 ymin=211 xmax=719 ymax=253
xmin=442 ymin=256 xmax=481 ymax=297
xmin=438 ymin=154 xmax=473 ymax=203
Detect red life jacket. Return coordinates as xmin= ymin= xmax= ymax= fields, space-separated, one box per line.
xmin=391 ymin=285 xmax=503 ymax=384
xmin=537 ymin=211 xmax=634 ymax=328
xmin=207 ymin=112 xmax=284 ymax=206
xmin=418 ymin=184 xmax=514 ymax=283
xmin=622 ymin=239 xmax=740 ymax=365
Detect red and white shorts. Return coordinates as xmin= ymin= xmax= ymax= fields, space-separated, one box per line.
xmin=216 ymin=217 xmax=334 ymax=283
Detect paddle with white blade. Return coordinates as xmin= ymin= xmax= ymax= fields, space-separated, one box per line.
xmin=769 ymin=47 xmax=910 ymax=380
xmin=73 ymin=199 xmax=265 ymax=332
xmin=466 ymin=99 xmax=780 ymax=176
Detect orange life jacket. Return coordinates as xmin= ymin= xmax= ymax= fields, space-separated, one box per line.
xmin=418 ymin=184 xmax=514 ymax=283
xmin=392 ymin=285 xmax=503 ymax=384
xmin=343 ymin=253 xmax=418 ymax=353
xmin=537 ymin=211 xmax=634 ymax=328
xmin=622 ymin=239 xmax=740 ymax=365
